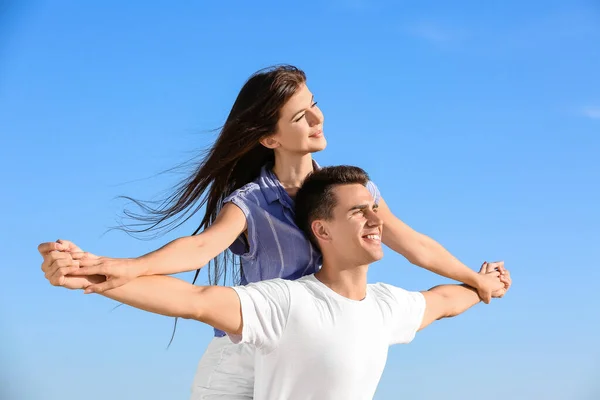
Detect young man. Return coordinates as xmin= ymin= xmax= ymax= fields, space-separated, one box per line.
xmin=43 ymin=166 xmax=511 ymax=399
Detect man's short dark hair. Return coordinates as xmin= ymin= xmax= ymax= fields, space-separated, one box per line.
xmin=295 ymin=165 xmax=370 ymax=249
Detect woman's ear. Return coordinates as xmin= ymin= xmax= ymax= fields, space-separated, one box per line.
xmin=260 ymin=135 xmax=280 ymax=149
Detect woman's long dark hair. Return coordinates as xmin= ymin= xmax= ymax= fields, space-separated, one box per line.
xmin=121 ymin=65 xmax=307 ymax=289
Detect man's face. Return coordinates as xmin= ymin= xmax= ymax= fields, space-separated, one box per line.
xmin=318 ymin=184 xmax=384 ymax=265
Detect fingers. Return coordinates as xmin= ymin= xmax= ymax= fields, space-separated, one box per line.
xmin=69 ymin=265 xmax=106 ymax=276
xmin=487 ymin=263 xmax=502 ymax=274
xmin=38 ymin=242 xmax=62 ymax=255
xmin=41 ymin=251 xmax=72 ymax=274
xmin=71 ymin=251 xmax=99 ymax=260
xmin=48 ymin=260 xmax=80 ymax=286
xmin=84 ymin=279 xmax=120 ymax=294
xmin=479 ymin=261 xmax=488 ymax=274
xmin=480 ymin=262 xmax=502 ymax=276
xmin=487 ymin=261 xmax=505 ymax=272
xmin=44 ymin=257 xmax=69 ymax=278
xmin=501 ymin=270 xmax=512 ymax=287
xmin=38 ymin=240 xmax=83 ymax=255
xmin=56 ymin=239 xmax=84 ymax=253
xmin=68 ymin=256 xmax=104 ymax=276
xmin=483 ymin=263 xmax=490 ymax=273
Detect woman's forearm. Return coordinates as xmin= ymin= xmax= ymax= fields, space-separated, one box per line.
xmin=378 ymin=197 xmax=480 ymax=287
xmin=417 ymin=235 xmax=480 ymax=287
xmin=134 ymin=236 xmax=212 ymax=276
xmin=134 ymin=203 xmax=247 ymax=276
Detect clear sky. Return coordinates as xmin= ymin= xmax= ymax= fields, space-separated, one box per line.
xmin=1 ymin=1 xmax=599 ymax=399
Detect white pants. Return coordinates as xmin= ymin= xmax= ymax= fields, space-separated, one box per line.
xmin=190 ymin=336 xmax=255 ymax=400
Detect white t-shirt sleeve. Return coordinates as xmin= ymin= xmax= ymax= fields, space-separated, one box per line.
xmin=229 ymin=279 xmax=291 ymax=353
xmin=381 ymin=284 xmax=426 ymax=345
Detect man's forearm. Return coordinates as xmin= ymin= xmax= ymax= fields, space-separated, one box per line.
xmin=100 ymin=275 xmax=202 ymax=320
xmin=428 ymin=284 xmax=481 ymax=318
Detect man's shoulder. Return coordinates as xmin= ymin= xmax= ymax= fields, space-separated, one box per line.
xmin=368 ymin=282 xmax=422 ymax=303
xmin=245 ymin=277 xmax=290 ymax=290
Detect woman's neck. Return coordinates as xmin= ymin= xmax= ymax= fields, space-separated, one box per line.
xmin=272 ymin=153 xmax=314 ymax=196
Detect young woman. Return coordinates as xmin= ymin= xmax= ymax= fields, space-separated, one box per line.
xmin=39 ymin=65 xmax=501 ymax=399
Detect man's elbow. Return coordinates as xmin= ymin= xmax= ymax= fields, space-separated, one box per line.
xmin=441 ymin=304 xmax=462 ymax=319
xmin=427 ymin=289 xmax=459 ymax=320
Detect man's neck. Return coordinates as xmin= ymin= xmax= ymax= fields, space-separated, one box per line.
xmin=314 ymin=260 xmax=370 ymax=301
xmin=272 ymin=153 xmax=314 ymax=197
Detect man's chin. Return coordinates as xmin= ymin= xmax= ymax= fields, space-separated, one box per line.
xmin=372 ymin=252 xmax=384 ymax=262
xmin=364 ymin=249 xmax=384 ymax=264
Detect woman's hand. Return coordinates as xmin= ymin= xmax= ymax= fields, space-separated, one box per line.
xmin=68 ymin=253 xmax=145 ymax=294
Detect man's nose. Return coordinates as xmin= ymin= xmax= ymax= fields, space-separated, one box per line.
xmin=367 ymin=210 xmax=383 ymax=228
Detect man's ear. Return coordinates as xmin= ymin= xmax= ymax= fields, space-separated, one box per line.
xmin=311 ymin=220 xmax=331 ymax=244
xmin=260 ymin=135 xmax=280 ymax=149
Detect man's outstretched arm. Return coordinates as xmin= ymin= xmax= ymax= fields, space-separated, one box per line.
xmin=41 ymin=250 xmax=244 ymax=334
xmin=100 ymin=276 xmax=243 ymax=335
xmin=418 ymin=262 xmax=508 ymax=331
xmin=419 ymin=284 xmax=481 ymax=330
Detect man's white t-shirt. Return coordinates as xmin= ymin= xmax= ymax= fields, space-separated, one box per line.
xmin=230 ymin=274 xmax=426 ymax=400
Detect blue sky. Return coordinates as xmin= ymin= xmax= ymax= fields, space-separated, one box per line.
xmin=1 ymin=1 xmax=599 ymax=399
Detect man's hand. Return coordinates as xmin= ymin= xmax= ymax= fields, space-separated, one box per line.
xmin=483 ymin=262 xmax=511 ymax=298
xmin=39 ymin=240 xmax=84 ymax=286
xmin=38 ymin=239 xmax=84 ymax=255
xmin=38 ymin=240 xmax=105 ymax=290
xmin=475 ymin=261 xmax=506 ymax=303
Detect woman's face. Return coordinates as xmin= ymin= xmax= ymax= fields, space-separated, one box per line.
xmin=263 ymin=83 xmax=326 ymax=155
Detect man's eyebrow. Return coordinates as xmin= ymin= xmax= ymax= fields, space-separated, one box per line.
xmin=348 ymin=204 xmax=369 ymax=212
xmin=348 ymin=202 xmax=378 ymax=212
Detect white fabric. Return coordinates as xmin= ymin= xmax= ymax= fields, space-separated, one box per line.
xmin=190 ymin=336 xmax=255 ymax=400
xmin=230 ymin=274 xmax=426 ymax=400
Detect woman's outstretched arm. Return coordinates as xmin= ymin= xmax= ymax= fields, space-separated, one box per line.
xmin=377 ymin=197 xmax=502 ymax=303
xmin=39 ymin=202 xmax=247 ymax=293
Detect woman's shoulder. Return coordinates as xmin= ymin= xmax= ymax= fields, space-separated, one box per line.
xmin=224 ymin=179 xmax=266 ymax=207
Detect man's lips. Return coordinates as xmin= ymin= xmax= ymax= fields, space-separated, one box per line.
xmin=362 ymin=233 xmax=381 ymax=243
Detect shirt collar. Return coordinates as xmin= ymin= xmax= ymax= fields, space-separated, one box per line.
xmin=259 ymin=159 xmax=321 ymax=207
